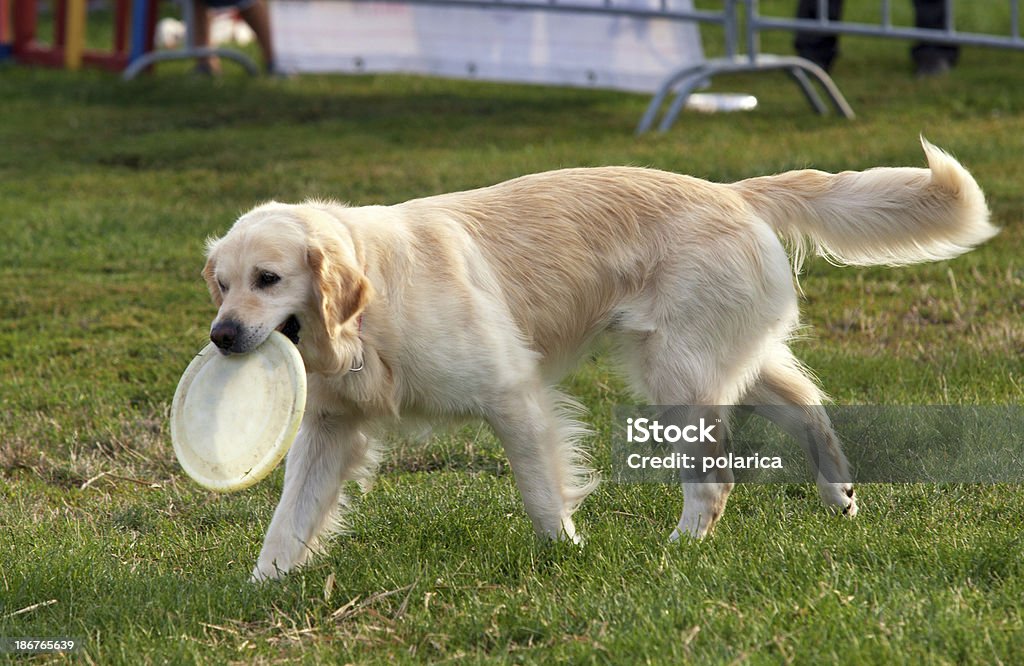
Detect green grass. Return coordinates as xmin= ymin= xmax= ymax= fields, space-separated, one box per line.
xmin=2 ymin=3 xmax=1023 ymax=663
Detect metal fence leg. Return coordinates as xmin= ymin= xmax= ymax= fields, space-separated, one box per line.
xmin=636 ymin=64 xmax=707 ymax=135
xmin=658 ymin=73 xmax=713 ymax=132
xmin=123 ymin=47 xmax=259 ymax=80
xmin=787 ymin=66 xmax=829 ymax=115
xmin=772 ymin=56 xmax=855 ymax=118
xmin=794 ymin=64 xmax=854 ymax=118
xmin=122 ymin=0 xmax=260 ymax=80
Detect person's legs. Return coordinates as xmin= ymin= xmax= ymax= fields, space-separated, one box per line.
xmin=794 ymin=0 xmax=844 ymax=72
xmin=238 ymin=1 xmax=277 ymax=72
xmin=193 ymin=0 xmax=275 ymax=75
xmin=911 ymin=0 xmax=959 ymax=76
xmin=191 ymin=0 xmax=220 ymax=74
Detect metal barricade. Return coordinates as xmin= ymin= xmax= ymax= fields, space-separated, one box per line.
xmin=641 ymin=0 xmax=1024 ymax=133
xmin=122 ymin=0 xmax=1022 ymax=134
xmin=753 ymin=0 xmax=1023 ymax=52
xmin=122 ymin=0 xmax=258 ymax=80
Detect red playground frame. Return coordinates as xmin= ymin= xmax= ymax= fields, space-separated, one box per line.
xmin=13 ymin=0 xmax=157 ymax=72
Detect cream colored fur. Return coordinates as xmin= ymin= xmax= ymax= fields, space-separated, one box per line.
xmin=201 ymin=138 xmax=996 ymax=580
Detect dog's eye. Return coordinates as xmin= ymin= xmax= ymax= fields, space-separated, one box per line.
xmin=256 ymin=271 xmax=281 ymax=289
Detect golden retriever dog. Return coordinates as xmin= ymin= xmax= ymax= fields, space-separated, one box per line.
xmin=201 ymin=138 xmax=995 ymax=581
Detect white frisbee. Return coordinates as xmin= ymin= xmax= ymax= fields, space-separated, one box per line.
xmin=171 ymin=331 xmax=307 ymax=492
xmin=685 ymin=93 xmax=759 ymax=114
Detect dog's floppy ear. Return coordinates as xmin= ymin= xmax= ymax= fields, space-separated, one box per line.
xmin=307 ymin=239 xmax=372 ymax=340
xmin=202 ymin=244 xmax=223 ymax=307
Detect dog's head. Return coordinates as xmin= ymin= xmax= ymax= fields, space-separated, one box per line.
xmin=203 ymin=202 xmax=372 ymax=373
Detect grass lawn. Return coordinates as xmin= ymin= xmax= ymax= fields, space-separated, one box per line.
xmin=1 ymin=3 xmax=1023 ymax=663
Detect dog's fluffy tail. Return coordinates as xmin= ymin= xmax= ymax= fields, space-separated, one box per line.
xmin=732 ymin=137 xmax=997 ymax=270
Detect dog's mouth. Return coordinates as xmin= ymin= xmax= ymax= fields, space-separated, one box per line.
xmin=277 ymin=315 xmax=301 ymax=345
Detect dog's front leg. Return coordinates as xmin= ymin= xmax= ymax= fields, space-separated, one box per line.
xmin=251 ymin=415 xmax=365 ymax=581
xmin=487 ymin=387 xmax=591 ymax=543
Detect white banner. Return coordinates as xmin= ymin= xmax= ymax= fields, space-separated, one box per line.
xmin=271 ymin=0 xmax=704 ymax=93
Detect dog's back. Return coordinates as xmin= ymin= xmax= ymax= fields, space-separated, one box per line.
xmin=398 ymin=167 xmax=760 ymax=366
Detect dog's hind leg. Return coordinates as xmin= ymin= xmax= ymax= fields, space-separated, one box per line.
xmin=611 ymin=219 xmax=804 ymax=539
xmin=252 ymin=415 xmax=373 ymax=581
xmin=486 ymin=384 xmax=598 ymax=543
xmin=615 ymin=328 xmax=742 ymax=539
xmin=742 ymin=348 xmax=858 ymax=517
xmin=654 ymin=402 xmax=735 ymax=540
xmin=670 ymin=405 xmax=735 ymax=541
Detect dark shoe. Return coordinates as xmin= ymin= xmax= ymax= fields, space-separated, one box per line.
xmin=914 ymin=54 xmax=952 ymax=78
xmin=265 ymin=62 xmax=294 ymax=79
xmin=190 ymin=60 xmax=220 ymax=77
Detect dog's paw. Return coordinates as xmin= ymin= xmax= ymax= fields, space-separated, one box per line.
xmin=668 ymin=517 xmax=715 ymax=542
xmin=562 ymin=530 xmax=585 ymax=547
xmin=819 ymin=482 xmax=858 ymax=518
xmin=250 ymin=555 xmax=292 ymax=583
xmin=840 ymin=486 xmax=858 ymax=517
xmin=669 ymin=527 xmax=705 ymax=542
xmin=250 ymin=564 xmax=281 ymax=583
xmin=550 ymin=516 xmax=583 ymax=546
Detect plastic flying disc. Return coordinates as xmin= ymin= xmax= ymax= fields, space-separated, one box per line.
xmin=685 ymin=93 xmax=758 ymax=114
xmin=171 ymin=331 xmax=307 ymax=492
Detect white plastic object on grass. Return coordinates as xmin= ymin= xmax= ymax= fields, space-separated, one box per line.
xmin=685 ymin=93 xmax=758 ymax=113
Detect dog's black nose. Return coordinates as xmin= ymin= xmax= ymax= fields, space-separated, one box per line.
xmin=210 ymin=321 xmax=240 ymax=351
